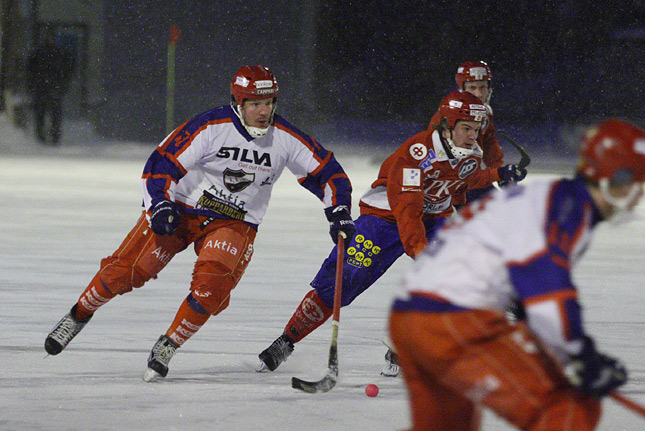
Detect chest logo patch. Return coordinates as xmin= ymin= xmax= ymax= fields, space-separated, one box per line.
xmin=409 ymin=143 xmax=427 ymax=160
xmin=402 ymin=168 xmax=421 ymax=187
xmin=223 ymin=168 xmax=255 ymax=192
xmin=458 ymin=158 xmax=479 ymax=179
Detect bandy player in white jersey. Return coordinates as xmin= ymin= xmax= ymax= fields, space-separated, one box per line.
xmin=44 ymin=65 xmax=356 ymax=382
xmin=390 ymin=119 xmax=645 ymax=430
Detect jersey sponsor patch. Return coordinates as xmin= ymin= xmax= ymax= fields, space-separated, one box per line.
xmin=422 ymin=195 xmax=452 ymax=214
xmin=419 ymin=149 xmax=437 ymax=172
xmin=402 ymin=168 xmax=421 ymax=187
xmin=409 ymin=143 xmax=427 ymax=160
xmin=197 ymin=189 xmax=247 ymax=220
xmin=458 ymin=159 xmax=479 ymax=179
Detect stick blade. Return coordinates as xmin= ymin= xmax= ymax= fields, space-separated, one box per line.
xmin=291 ymin=368 xmax=338 ymax=394
xmin=292 ymin=342 xmax=338 ymax=394
xmin=498 ymin=130 xmax=531 ymax=169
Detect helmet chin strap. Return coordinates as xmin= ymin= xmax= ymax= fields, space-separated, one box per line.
xmin=484 ymin=87 xmax=492 ymax=105
xmin=439 ymin=125 xmax=474 ymax=159
xmin=599 ymin=178 xmax=643 ymax=224
xmin=447 ymin=136 xmax=475 ymax=158
xmin=232 ymin=103 xmax=274 ymax=138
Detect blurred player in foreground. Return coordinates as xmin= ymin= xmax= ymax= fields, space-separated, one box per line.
xmin=389 ymin=118 xmax=643 ymax=430
xmin=256 ymin=90 xmax=527 ymax=373
xmin=44 ymin=65 xmax=356 ymax=381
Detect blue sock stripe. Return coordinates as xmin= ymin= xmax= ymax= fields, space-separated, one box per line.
xmin=99 ymin=278 xmax=114 ymax=296
xmin=187 ymin=293 xmax=209 ymax=314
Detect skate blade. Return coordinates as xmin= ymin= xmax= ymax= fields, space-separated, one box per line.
xmin=255 ymin=361 xmax=271 ymax=373
xmin=143 ymin=368 xmax=163 ymax=382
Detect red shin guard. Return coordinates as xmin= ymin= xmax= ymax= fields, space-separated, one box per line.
xmin=75 ymin=274 xmax=116 ymax=320
xmin=284 ymin=289 xmax=333 ymax=342
xmin=165 ymin=297 xmax=211 ymax=346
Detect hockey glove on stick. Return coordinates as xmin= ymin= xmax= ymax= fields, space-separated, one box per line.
xmin=498 ymin=164 xmax=527 ymax=187
xmin=324 ymin=205 xmax=356 ymax=246
xmin=564 ymin=335 xmax=627 ymax=398
xmin=150 ymin=200 xmax=181 ymax=235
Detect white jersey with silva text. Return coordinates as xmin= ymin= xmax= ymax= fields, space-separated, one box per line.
xmin=141 ymin=105 xmax=352 ymax=229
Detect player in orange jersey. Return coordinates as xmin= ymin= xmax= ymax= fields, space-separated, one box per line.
xmin=380 ymin=60 xmax=511 ymax=377
xmin=256 ymin=90 xmax=527 ymax=373
xmin=431 ymin=61 xmax=504 ymax=178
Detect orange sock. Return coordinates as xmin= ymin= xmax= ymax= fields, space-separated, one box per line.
xmin=165 ymin=295 xmax=211 ymax=346
xmin=75 ymin=274 xmax=115 ymax=320
xmin=284 ymin=289 xmax=333 ymax=342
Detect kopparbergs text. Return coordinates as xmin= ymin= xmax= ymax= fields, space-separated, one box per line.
xmin=197 ymin=191 xmax=246 ymax=220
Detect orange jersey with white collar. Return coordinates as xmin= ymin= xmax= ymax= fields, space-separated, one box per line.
xmin=359 ymin=129 xmax=500 ymax=257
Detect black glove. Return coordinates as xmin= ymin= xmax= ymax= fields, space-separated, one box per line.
xmin=324 ymin=205 xmax=356 ymax=246
xmin=150 ymin=200 xmax=181 ymax=235
xmin=564 ymin=336 xmax=627 ymax=398
xmin=498 ymin=164 xmax=527 ymax=186
xmin=505 ymin=298 xmax=526 ymax=323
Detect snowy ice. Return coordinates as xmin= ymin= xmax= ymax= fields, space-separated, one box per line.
xmin=1 ymin=117 xmax=643 ymax=430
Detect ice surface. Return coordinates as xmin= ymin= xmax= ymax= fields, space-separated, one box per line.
xmin=1 ymin=120 xmax=643 ymax=430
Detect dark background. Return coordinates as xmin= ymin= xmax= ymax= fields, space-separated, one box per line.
xmin=18 ymin=1 xmax=645 ymax=151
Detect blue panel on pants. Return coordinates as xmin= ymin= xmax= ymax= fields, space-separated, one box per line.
xmin=311 ymin=214 xmax=444 ymax=308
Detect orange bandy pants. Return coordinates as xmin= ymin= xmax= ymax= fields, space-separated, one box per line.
xmin=389 ymin=310 xmax=600 ymax=431
xmin=95 ymin=212 xmax=256 ymax=315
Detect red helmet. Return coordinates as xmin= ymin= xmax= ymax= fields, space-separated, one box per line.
xmin=436 ymin=90 xmax=487 ymax=129
xmin=230 ymin=65 xmax=279 ymax=106
xmin=455 ymin=61 xmax=492 ymax=91
xmin=579 ymin=119 xmax=645 ymax=184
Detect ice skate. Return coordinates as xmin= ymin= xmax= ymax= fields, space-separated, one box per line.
xmin=143 ymin=335 xmax=179 ymax=382
xmin=256 ymin=334 xmax=294 ymax=372
xmin=381 ymin=348 xmax=400 ymax=377
xmin=45 ymin=304 xmax=92 ymax=355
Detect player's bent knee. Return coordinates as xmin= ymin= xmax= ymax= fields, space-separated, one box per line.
xmin=191 ymin=280 xmax=233 ymax=315
xmin=99 ymin=257 xmax=154 ymax=295
xmin=191 ymin=263 xmax=238 ymax=315
xmin=315 ymin=285 xmax=357 ymax=308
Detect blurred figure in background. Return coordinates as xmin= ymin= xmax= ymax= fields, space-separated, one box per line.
xmin=389 ymin=118 xmax=642 ymax=430
xmin=27 ymin=29 xmax=75 ymax=145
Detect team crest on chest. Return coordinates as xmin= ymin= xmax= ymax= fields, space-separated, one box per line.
xmin=458 ymin=159 xmax=479 ymax=179
xmin=223 ymin=168 xmax=255 ymax=192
